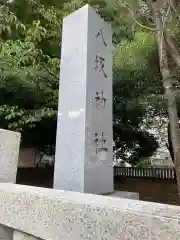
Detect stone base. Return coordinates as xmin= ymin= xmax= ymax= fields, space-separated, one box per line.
xmin=101 ymin=191 xmax=139 ymax=200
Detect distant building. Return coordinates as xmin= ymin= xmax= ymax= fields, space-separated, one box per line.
xmin=150 ymin=147 xmax=174 ymax=168
xmin=18 ymin=148 xmax=40 ymax=168
xmin=114 ymin=159 xmax=131 ymax=167
xmin=18 ymin=148 xmax=54 ymax=168
xmin=113 ymin=157 xmax=131 ymax=167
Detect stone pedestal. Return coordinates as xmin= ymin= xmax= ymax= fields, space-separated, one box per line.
xmin=54 ymin=5 xmax=113 ymax=194
xmin=102 ymin=191 xmax=139 ymax=200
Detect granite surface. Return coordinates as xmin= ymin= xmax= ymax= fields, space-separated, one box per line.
xmin=54 ymin=4 xmax=113 ymax=194
xmin=0 ymin=129 xmax=21 ymax=240
xmin=0 ymin=129 xmax=21 ymax=183
xmin=0 ymin=183 xmax=180 ymax=240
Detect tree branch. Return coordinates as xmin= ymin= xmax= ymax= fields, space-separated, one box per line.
xmin=168 ymin=0 xmax=180 ymax=21
xmin=118 ymin=0 xmax=156 ymax=31
xmin=42 ymin=63 xmax=59 ymax=81
xmin=162 ymin=4 xmax=171 ymax=30
xmin=28 ymin=51 xmax=59 ymax=80
xmin=35 ymin=152 xmax=45 ymax=168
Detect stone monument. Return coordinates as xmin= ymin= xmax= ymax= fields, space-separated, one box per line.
xmin=0 ymin=129 xmax=21 ymax=183
xmin=54 ymin=4 xmax=139 ymax=199
xmin=54 ymin=4 xmax=113 ymax=194
xmin=0 ymin=129 xmax=21 ymax=240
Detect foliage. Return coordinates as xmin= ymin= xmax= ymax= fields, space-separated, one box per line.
xmin=113 ymin=31 xmax=160 ymax=162
xmin=0 ymin=2 xmax=60 ymax=149
xmin=0 ymin=0 xmax=160 ymax=162
xmin=135 ymin=157 xmax=151 ymax=168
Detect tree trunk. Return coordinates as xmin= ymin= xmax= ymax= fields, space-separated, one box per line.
xmin=164 ymin=30 xmax=180 ymax=66
xmin=152 ymin=0 xmax=180 ymax=198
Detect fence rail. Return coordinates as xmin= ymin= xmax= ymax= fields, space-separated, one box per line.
xmin=114 ymin=167 xmax=176 ymax=180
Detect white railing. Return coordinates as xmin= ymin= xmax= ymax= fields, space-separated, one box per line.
xmin=0 ymin=129 xmax=180 ymax=240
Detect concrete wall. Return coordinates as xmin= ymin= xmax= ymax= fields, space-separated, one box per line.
xmin=1 ymin=183 xmax=180 ymax=240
